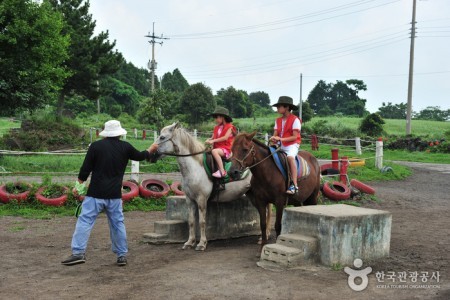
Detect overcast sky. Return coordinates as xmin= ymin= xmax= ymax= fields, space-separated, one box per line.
xmin=90 ymin=0 xmax=450 ymax=113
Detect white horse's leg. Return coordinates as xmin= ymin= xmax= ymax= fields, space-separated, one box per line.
xmin=182 ymin=198 xmax=196 ymax=250
xmin=195 ymin=200 xmax=207 ymax=251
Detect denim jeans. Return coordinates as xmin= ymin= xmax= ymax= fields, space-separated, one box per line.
xmin=71 ymin=196 xmax=127 ymax=257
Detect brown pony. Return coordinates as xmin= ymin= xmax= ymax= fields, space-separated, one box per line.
xmin=230 ymin=132 xmax=321 ymax=251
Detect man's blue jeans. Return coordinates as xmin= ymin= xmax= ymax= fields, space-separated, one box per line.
xmin=71 ymin=196 xmax=127 ymax=257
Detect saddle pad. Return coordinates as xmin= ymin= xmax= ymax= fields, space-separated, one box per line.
xmin=269 ymin=146 xmax=310 ymax=182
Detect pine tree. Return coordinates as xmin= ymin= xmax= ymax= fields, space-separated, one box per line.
xmin=48 ymin=0 xmax=123 ymax=116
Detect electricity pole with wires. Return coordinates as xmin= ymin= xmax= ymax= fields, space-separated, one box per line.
xmin=145 ymin=22 xmax=169 ymax=92
xmin=406 ymin=0 xmax=417 ymax=135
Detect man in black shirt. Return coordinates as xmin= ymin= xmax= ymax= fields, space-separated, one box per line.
xmin=62 ymin=120 xmax=158 ymax=266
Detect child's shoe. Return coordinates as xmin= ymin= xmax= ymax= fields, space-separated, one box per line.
xmin=212 ymin=170 xmax=227 ymax=178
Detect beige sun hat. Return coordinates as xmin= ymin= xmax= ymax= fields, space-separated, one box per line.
xmin=99 ymin=120 xmax=127 ymax=137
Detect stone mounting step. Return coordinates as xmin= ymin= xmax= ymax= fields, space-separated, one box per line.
xmin=276 ymin=233 xmax=318 ymax=262
xmin=258 ymin=244 xmax=303 ymax=268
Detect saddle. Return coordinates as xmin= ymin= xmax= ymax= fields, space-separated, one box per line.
xmin=203 ymin=152 xmax=233 ymax=183
xmin=269 ymin=146 xmax=311 ymax=184
xmin=203 ymin=152 xmax=250 ymax=201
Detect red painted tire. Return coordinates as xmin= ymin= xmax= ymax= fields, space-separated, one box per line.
xmin=139 ymin=179 xmax=170 ymax=199
xmin=122 ymin=181 xmax=139 ymax=202
xmin=0 ymin=182 xmax=32 ymax=204
xmin=170 ymin=181 xmax=185 ymax=196
xmin=350 ymin=179 xmax=375 ymax=195
xmin=35 ymin=187 xmax=69 ymax=206
xmin=320 ymin=163 xmax=333 ymax=173
xmin=323 ymin=181 xmax=351 ymax=201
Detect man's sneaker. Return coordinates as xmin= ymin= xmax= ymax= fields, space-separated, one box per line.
xmin=61 ymin=254 xmax=86 ymax=266
xmin=117 ymin=256 xmax=127 ymax=266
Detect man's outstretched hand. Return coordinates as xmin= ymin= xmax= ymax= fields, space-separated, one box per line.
xmin=148 ymin=143 xmax=159 ymax=154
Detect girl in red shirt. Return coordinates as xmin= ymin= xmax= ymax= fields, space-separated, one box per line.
xmin=206 ymin=107 xmax=236 ymax=178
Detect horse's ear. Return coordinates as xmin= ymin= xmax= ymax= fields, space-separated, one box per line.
xmin=170 ymin=122 xmax=180 ymax=132
xmin=247 ymin=131 xmax=257 ymax=140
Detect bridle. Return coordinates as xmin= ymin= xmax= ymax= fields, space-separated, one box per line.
xmin=232 ymin=141 xmax=281 ymax=172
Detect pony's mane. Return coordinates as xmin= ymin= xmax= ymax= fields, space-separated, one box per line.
xmin=173 ymin=127 xmax=205 ymax=160
xmin=234 ymin=133 xmax=268 ymax=149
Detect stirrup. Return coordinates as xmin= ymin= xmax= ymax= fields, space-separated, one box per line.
xmin=286 ymin=185 xmax=296 ymax=195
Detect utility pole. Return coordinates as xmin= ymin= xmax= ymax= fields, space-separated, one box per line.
xmin=406 ymin=0 xmax=417 ymax=135
xmin=145 ymin=23 xmax=169 ymax=92
xmin=299 ymin=73 xmax=303 ymax=120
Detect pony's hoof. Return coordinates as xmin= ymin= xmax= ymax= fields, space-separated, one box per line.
xmin=181 ymin=244 xmax=194 ymax=250
xmin=195 ymin=245 xmax=206 ymax=251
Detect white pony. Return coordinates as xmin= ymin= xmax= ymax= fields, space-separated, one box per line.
xmin=154 ymin=123 xmax=252 ymax=251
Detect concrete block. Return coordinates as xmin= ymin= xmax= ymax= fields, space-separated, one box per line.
xmin=258 ymin=244 xmax=303 ymax=268
xmin=142 ymin=233 xmax=169 ymax=244
xmin=165 ymin=195 xmax=260 ymax=240
xmin=281 ymin=204 xmax=391 ymax=266
xmin=277 ymin=234 xmax=318 ymax=263
xmin=154 ymin=220 xmax=188 ymax=240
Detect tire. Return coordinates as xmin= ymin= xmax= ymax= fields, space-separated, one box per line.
xmin=122 ymin=181 xmax=140 ymax=202
xmin=323 ymin=181 xmax=351 ymax=201
xmin=350 ymin=179 xmax=375 ymax=195
xmin=139 ymin=179 xmax=170 ymax=199
xmin=320 ymin=163 xmax=333 ymax=173
xmin=0 ymin=182 xmax=32 ymax=204
xmin=170 ymin=181 xmax=185 ymax=196
xmin=35 ymin=187 xmax=69 ymax=207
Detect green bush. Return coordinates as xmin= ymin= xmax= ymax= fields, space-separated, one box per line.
xmin=359 ymin=113 xmax=385 ymax=137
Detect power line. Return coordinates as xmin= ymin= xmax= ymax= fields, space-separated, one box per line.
xmin=170 ymin=0 xmax=400 ymax=39
xmin=184 ymin=36 xmax=408 ymax=78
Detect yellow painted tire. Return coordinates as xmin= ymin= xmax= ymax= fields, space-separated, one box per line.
xmin=349 ymin=158 xmax=365 ymax=167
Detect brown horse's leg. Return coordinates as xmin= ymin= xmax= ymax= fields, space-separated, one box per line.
xmin=256 ymin=203 xmax=268 ymax=256
xmin=258 ymin=203 xmax=272 ymax=245
xmin=274 ymin=202 xmax=284 ymax=237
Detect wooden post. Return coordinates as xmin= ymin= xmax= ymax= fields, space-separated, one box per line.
xmin=131 ymin=160 xmax=139 ymax=182
xmin=375 ymin=137 xmax=383 ymax=169
xmin=355 ymin=137 xmax=362 ymax=155
xmin=340 ymin=156 xmax=349 ymax=184
xmin=154 ymin=130 xmax=158 ymax=142
xmin=193 ymin=129 xmax=197 ymax=139
xmin=95 ymin=129 xmax=99 ymax=137
xmin=331 ymin=148 xmax=339 ymax=170
xmin=265 ymin=133 xmax=269 ymax=144
xmin=142 ymin=130 xmax=146 ymax=140
xmin=134 ymin=128 xmax=138 ymax=139
xmin=89 ymin=128 xmax=93 ymax=144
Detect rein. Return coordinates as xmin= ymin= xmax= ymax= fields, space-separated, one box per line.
xmin=233 ymin=142 xmax=281 ymax=172
xmin=156 ymin=136 xmax=210 ymax=157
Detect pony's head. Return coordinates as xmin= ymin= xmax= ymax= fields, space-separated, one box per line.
xmin=230 ymin=131 xmax=257 ymax=180
xmin=154 ymin=122 xmax=204 ymax=162
xmin=154 ymin=122 xmax=182 ymax=159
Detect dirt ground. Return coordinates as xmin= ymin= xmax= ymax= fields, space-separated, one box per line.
xmin=0 ymin=162 xmax=449 ymax=300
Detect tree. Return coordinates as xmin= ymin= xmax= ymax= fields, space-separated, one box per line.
xmin=100 ymin=78 xmax=140 ymax=116
xmin=0 ymin=0 xmax=70 ymax=113
xmin=217 ymin=86 xmax=251 ymax=118
xmin=306 ymin=79 xmax=367 ymax=116
xmin=161 ymin=69 xmax=189 ymax=93
xmin=360 ymin=113 xmax=385 ymax=137
xmin=48 ymin=0 xmax=123 ymax=116
xmin=378 ymin=102 xmax=407 ymax=119
xmin=137 ymin=92 xmax=163 ymax=129
xmin=415 ymin=106 xmax=449 ymax=121
xmin=113 ymin=61 xmax=156 ymax=97
xmin=306 ymin=80 xmax=331 ymax=114
xmin=249 ymin=91 xmax=271 ymax=108
xmin=180 ymin=83 xmax=215 ymax=125
xmin=300 ymin=102 xmax=313 ymax=123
